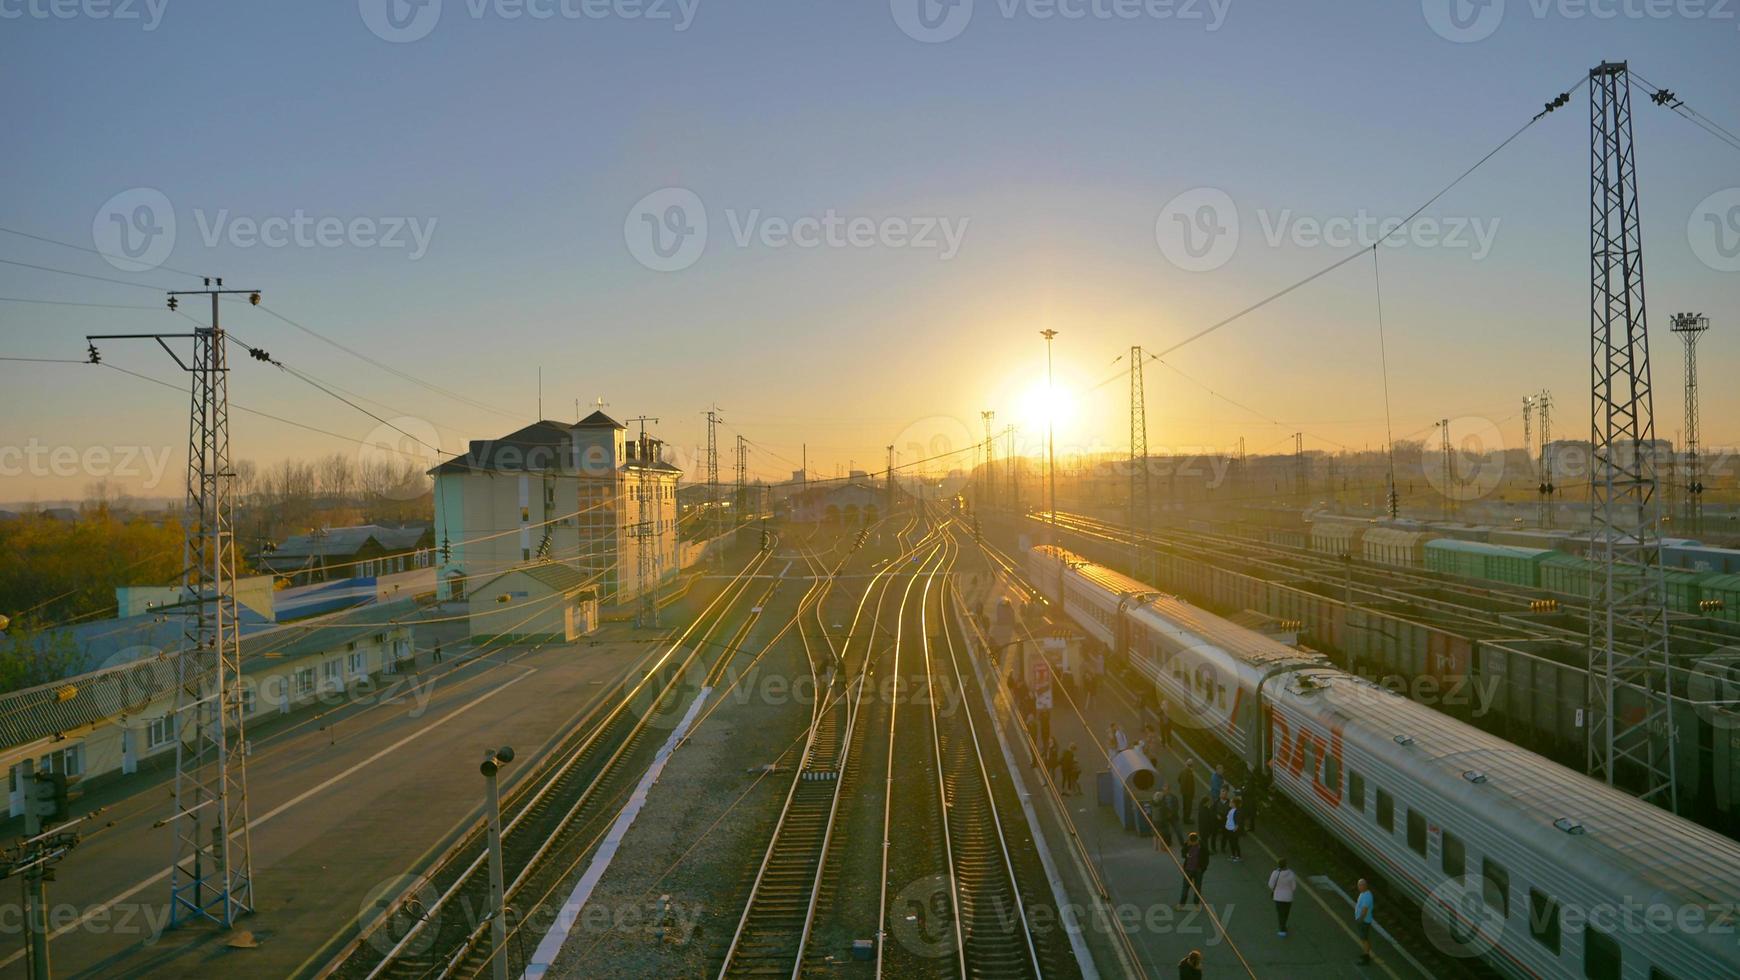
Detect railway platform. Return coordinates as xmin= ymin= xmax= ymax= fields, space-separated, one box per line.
xmin=963 ymin=590 xmax=1437 ymax=979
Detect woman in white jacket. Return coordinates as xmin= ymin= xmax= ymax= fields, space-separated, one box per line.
xmin=1268 ymin=858 xmax=1298 ymax=937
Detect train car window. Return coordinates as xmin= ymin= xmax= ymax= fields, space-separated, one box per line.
xmin=1528 ymin=888 xmax=1562 ymax=955
xmin=1406 ymin=809 xmax=1427 ymax=856
xmin=1376 ymin=789 xmax=1394 ymax=831
xmin=1481 ymin=859 xmax=1510 ymax=917
xmin=1441 ymin=830 xmax=1465 ymax=877
xmin=1347 ymin=771 xmax=1365 ymax=811
xmin=1648 ymin=969 xmax=1681 ymax=980
xmin=1323 ymin=753 xmax=1340 ymax=791
xmin=1583 ymin=925 xmax=1620 ymax=980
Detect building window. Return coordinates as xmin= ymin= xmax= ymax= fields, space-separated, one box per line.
xmin=147 ymin=716 xmax=174 ymax=749
xmin=296 ymin=667 xmax=315 ymax=696
xmin=1482 ymin=859 xmax=1509 ymax=918
xmin=1441 ymin=829 xmax=1465 ymax=877
xmin=1376 ymin=789 xmax=1394 ymax=831
xmin=1347 ymin=770 xmax=1365 ymax=811
xmin=42 ymin=745 xmax=84 ymax=777
xmin=1528 ymin=888 xmax=1561 ymax=955
xmin=348 ymin=651 xmax=366 ymax=676
xmin=1407 ymin=809 xmax=1427 ymax=856
xmin=323 ymin=659 xmax=342 ymax=688
xmin=240 ymin=688 xmax=257 ymax=716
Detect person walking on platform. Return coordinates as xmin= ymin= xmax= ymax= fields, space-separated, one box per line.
xmin=1177 ymin=949 xmax=1204 ymax=980
xmin=1141 ymin=722 xmax=1159 ymax=766
xmin=1158 ymin=700 xmax=1174 ymax=748
xmin=1178 ymin=833 xmax=1209 ymax=907
xmin=1209 ymin=765 xmax=1225 ymax=802
xmin=1043 ymin=734 xmax=1060 ymax=782
xmin=1268 ymin=858 xmax=1297 ymax=937
xmin=1354 ymin=878 xmax=1376 ymax=964
xmin=1060 ymin=743 xmax=1081 ymax=796
xmin=1179 ymin=760 xmax=1197 ymax=820
xmin=1225 ymin=796 xmax=1244 ymax=862
xmin=1195 ymin=796 xmax=1216 ymax=850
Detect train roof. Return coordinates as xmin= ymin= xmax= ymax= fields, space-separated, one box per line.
xmin=1040 ymin=546 xmax=1324 ymax=673
xmin=1275 ymin=669 xmax=1740 ymax=908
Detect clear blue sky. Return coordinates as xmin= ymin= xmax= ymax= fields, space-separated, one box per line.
xmin=2 ymin=0 xmax=1736 ymax=500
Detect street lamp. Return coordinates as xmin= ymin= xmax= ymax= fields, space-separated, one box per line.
xmin=480 ymin=746 xmax=515 ymax=980
xmin=1040 ymin=329 xmax=1059 ymax=546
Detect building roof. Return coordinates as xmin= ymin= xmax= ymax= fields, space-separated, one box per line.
xmin=576 ymin=409 xmax=625 ymax=429
xmin=431 ymin=420 xmax=576 ymax=475
xmin=262 ymin=524 xmax=430 ymax=563
xmin=477 ymin=561 xmax=591 ymax=596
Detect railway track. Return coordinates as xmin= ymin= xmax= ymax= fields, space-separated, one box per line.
xmin=718 ymin=518 xmax=942 ymax=977
xmin=877 ymin=528 xmax=1050 ymax=980
xmin=329 ymin=545 xmax=776 ymax=979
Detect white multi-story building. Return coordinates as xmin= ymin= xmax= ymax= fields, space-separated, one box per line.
xmin=430 ymin=411 xmax=682 ymax=603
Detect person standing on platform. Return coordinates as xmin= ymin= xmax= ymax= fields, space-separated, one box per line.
xmin=1061 ymin=743 xmax=1081 ymax=795
xmin=1354 ymin=878 xmax=1376 ymax=964
xmin=432 ymin=642 xmax=443 ymax=663
xmin=1177 ymin=949 xmax=1204 ymax=980
xmin=1224 ymin=797 xmax=1243 ymax=862
xmin=1179 ymin=760 xmax=1198 ymax=820
xmin=1043 ymin=734 xmax=1060 ymax=782
xmin=1141 ymin=722 xmax=1159 ymax=766
xmin=1209 ymin=765 xmax=1224 ymax=802
xmin=1268 ymin=858 xmax=1297 ymax=937
xmin=1195 ymin=796 xmax=1216 ymax=850
xmin=1108 ymin=722 xmax=1128 ymax=754
xmin=1158 ymin=699 xmax=1174 ymax=748
xmin=1211 ymin=790 xmax=1232 ymax=853
xmin=1153 ymin=781 xmax=1182 ymax=850
xmin=1178 ymin=833 xmax=1209 ymax=906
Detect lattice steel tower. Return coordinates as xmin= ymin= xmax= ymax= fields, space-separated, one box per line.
xmin=91 ymin=280 xmax=258 ymax=927
xmin=980 ymin=410 xmax=995 ymax=507
xmin=1537 ymin=389 xmax=1555 ymax=528
xmin=628 ymin=417 xmax=660 ymax=628
xmin=1671 ymin=313 xmax=1710 ymax=534
xmin=1128 ymin=347 xmax=1151 ymax=578
xmin=706 ymin=407 xmax=721 ymax=539
xmin=1587 ymin=61 xmax=1677 ymax=810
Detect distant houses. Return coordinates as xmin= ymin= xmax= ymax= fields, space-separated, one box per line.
xmin=253 ymin=524 xmax=434 ymax=586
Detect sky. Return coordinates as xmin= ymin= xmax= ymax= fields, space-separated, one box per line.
xmin=2 ymin=0 xmax=1737 ymax=502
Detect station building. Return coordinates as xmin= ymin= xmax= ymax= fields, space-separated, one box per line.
xmin=2 ymin=600 xmax=416 ymax=817
xmin=430 ymin=411 xmax=682 ymax=605
xmin=467 ymin=562 xmax=598 ymax=644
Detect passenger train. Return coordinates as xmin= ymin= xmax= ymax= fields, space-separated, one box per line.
xmin=1029 ymin=544 xmax=1740 ymax=980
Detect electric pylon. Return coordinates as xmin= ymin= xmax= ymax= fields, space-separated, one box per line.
xmin=706 ymin=406 xmax=721 ymax=539
xmin=627 ymin=416 xmax=660 ymax=628
xmin=1128 ymin=346 xmax=1151 ymax=577
xmin=981 ymin=410 xmax=996 ymax=507
xmin=89 ymin=278 xmax=259 ymax=928
xmin=1671 ymin=313 xmax=1710 ymax=534
xmin=1587 ymin=61 xmax=1677 ymax=811
xmin=1538 ymin=389 xmax=1555 ymax=527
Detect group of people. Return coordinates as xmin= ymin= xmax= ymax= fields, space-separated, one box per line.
xmin=1148 ymin=760 xmax=1252 ymax=861
xmin=1003 ymin=661 xmax=1383 ymax=971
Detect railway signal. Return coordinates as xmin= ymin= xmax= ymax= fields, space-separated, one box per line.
xmin=1531 ymin=599 xmax=1561 ymax=613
